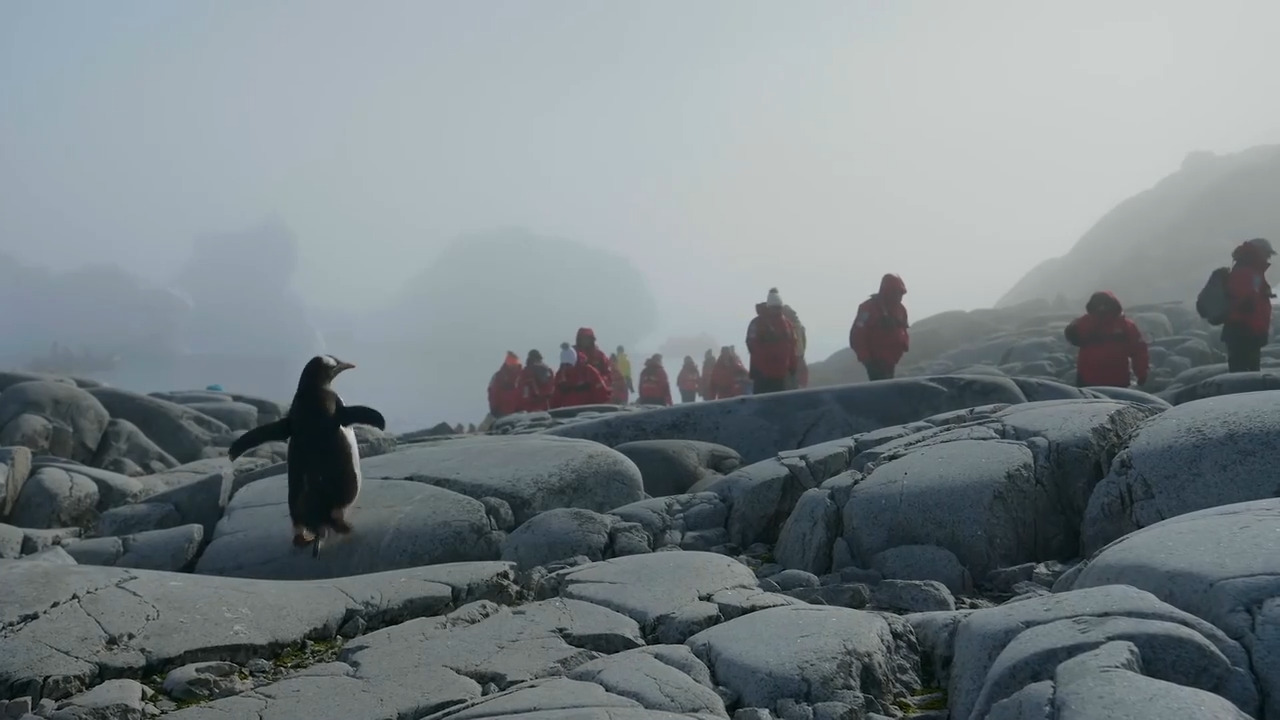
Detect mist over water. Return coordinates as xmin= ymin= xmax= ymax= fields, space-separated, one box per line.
xmin=3 ymin=0 xmax=1279 ymax=427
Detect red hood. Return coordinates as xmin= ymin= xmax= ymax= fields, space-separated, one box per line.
xmin=1233 ymin=241 xmax=1274 ymax=269
xmin=1086 ymin=290 xmax=1123 ymax=315
xmin=879 ymin=273 xmax=906 ymax=296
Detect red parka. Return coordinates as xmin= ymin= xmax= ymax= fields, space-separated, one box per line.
xmin=575 ymin=327 xmax=614 ymax=382
xmin=1064 ymin=291 xmax=1150 ymax=387
xmin=487 ymin=353 xmax=524 ymax=416
xmin=517 ymin=361 xmax=555 ymax=412
xmin=637 ymin=357 xmax=673 ymax=406
xmin=1226 ymin=240 xmax=1275 ymax=340
xmin=746 ymin=303 xmax=799 ymax=381
xmin=699 ymin=351 xmax=716 ymax=399
xmin=677 ymin=359 xmax=701 ymax=394
xmin=552 ymin=352 xmax=612 ymax=409
xmin=708 ymin=350 xmax=747 ymax=400
xmin=850 ymin=274 xmax=910 ymax=367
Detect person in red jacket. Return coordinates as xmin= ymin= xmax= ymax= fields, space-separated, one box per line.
xmin=487 ymin=351 xmax=524 ymax=417
xmin=574 ymin=327 xmax=614 ymax=382
xmin=607 ymin=353 xmax=630 ymax=405
xmin=1223 ymin=238 xmax=1276 ymax=372
xmin=552 ymin=351 xmax=611 ymax=409
xmin=516 ymin=349 xmax=555 ymax=412
xmin=746 ymin=288 xmax=799 ymax=394
xmin=850 ymin=273 xmax=910 ymax=381
xmin=699 ymin=349 xmax=716 ymax=400
xmin=637 ymin=354 xmax=673 ymax=406
xmin=707 ymin=346 xmax=742 ymax=400
xmin=676 ymin=356 xmax=701 ymax=403
xmin=1064 ymin=291 xmax=1150 ymax=388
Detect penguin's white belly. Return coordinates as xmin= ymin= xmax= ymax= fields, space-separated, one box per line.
xmin=341 ymin=424 xmax=362 ymax=504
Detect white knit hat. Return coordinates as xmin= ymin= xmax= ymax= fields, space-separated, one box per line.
xmin=766 ymin=287 xmax=783 ymax=307
xmin=559 ymin=345 xmax=578 ymax=366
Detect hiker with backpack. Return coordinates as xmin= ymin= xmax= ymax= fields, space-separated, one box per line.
xmin=1197 ymin=238 xmax=1276 ymax=372
xmin=1064 ymin=291 xmax=1149 ymax=388
xmin=850 ymin=273 xmax=910 ymax=381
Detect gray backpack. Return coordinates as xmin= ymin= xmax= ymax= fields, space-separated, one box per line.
xmin=1195 ymin=267 xmax=1231 ymax=326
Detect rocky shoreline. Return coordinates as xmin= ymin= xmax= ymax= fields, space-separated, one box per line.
xmin=3 ymin=303 xmax=1280 ymax=718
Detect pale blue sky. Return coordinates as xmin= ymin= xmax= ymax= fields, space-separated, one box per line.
xmin=4 ymin=0 xmax=1279 ymax=360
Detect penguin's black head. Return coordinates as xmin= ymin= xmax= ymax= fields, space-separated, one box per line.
xmin=298 ymin=354 xmax=356 ymax=389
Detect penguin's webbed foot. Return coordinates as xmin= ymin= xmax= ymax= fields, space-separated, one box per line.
xmin=331 ymin=517 xmax=353 ymax=534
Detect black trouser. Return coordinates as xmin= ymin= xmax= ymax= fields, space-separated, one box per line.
xmin=753 ymin=376 xmax=787 ymax=394
xmin=863 ymin=361 xmax=895 ymax=381
xmin=679 ymin=390 xmax=696 ymax=403
xmin=1223 ymin=325 xmax=1265 ymax=373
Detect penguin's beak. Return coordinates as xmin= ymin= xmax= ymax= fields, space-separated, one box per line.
xmin=335 ymin=361 xmax=356 ymax=373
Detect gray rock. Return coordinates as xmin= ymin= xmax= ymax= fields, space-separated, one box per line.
xmin=1070 ymin=498 xmax=1280 ymax=718
xmin=0 ymin=446 xmax=32 ymax=519
xmin=770 ymin=569 xmax=821 ymax=591
xmin=994 ymin=399 xmax=1158 ymax=551
xmin=46 ymin=679 xmax=149 ymax=720
xmin=0 ymin=558 xmax=515 ymax=702
xmin=687 ymin=605 xmax=920 ymax=716
xmin=773 ymin=489 xmax=839 ymax=576
xmin=609 ymin=492 xmax=729 ymax=551
xmin=93 ymin=503 xmax=180 ymax=537
xmin=85 ymin=387 xmax=230 ymax=464
xmin=869 ymin=545 xmax=972 ymax=595
xmin=1047 ymin=641 xmax=1253 ymax=720
xmin=0 ymin=381 xmax=111 ymax=464
xmin=169 ymin=599 xmax=642 ymax=720
xmin=558 ymin=551 xmax=761 ymax=643
xmin=8 ymin=467 xmax=99 ymax=530
xmin=181 ymin=401 xmax=259 ymax=432
xmin=0 ymin=524 xmax=21 ymax=559
xmin=501 ymin=508 xmax=617 ymax=570
xmin=31 ymin=462 xmax=143 ymax=511
xmin=969 ymin=615 xmax=1255 ymax=720
xmin=904 ymin=610 xmax=972 ymax=687
xmin=547 ymin=375 xmax=1058 ymax=463
xmin=946 ymin=584 xmax=1258 ymax=720
xmin=362 ymin=435 xmax=644 ymax=526
xmin=196 ymin=476 xmax=501 ymax=580
xmin=844 ymin=439 xmax=1065 ymax=579
xmin=986 ymin=563 xmax=1036 ymax=593
xmin=161 ymin=661 xmax=252 ymax=702
xmin=1082 ymin=391 xmax=1280 ymax=553
xmin=19 ymin=527 xmax=80 ymax=554
xmin=870 ymin=579 xmax=956 ymax=613
xmin=64 ymin=524 xmax=203 ymax=571
xmin=479 ymin=496 xmax=515 ymax=532
xmin=18 ymin=545 xmax=76 ymax=565
xmin=88 ymin=419 xmax=179 ymax=476
xmin=567 ymin=645 xmax=728 ymax=717
xmin=614 ymin=439 xmax=742 ymax=497
xmin=138 ymin=465 xmax=231 ymax=539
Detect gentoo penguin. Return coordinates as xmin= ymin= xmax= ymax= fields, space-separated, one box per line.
xmin=228 ymin=354 xmax=386 ymax=557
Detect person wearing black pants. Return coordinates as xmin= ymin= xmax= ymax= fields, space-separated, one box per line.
xmin=1223 ymin=326 xmax=1264 ymax=372
xmin=863 ymin=361 xmax=895 ymax=382
xmin=679 ymin=389 xmax=697 ymax=403
xmin=1221 ymin=238 xmax=1275 ymax=373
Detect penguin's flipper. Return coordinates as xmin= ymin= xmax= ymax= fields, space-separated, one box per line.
xmin=336 ymin=404 xmax=386 ymax=431
xmin=229 ymin=418 xmax=292 ymax=460
xmin=311 ymin=535 xmax=322 ymax=558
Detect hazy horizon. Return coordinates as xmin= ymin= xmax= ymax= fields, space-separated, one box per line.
xmin=4 ymin=0 xmax=1280 ymax=420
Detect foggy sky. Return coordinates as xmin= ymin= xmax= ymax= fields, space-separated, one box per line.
xmin=4 ymin=0 xmax=1280 ymax=363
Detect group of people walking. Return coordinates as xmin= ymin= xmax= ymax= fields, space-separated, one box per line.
xmin=486 ymin=238 xmax=1274 ymax=419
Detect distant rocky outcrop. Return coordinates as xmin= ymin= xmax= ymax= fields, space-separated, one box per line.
xmin=999 ymin=144 xmax=1280 ymax=308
